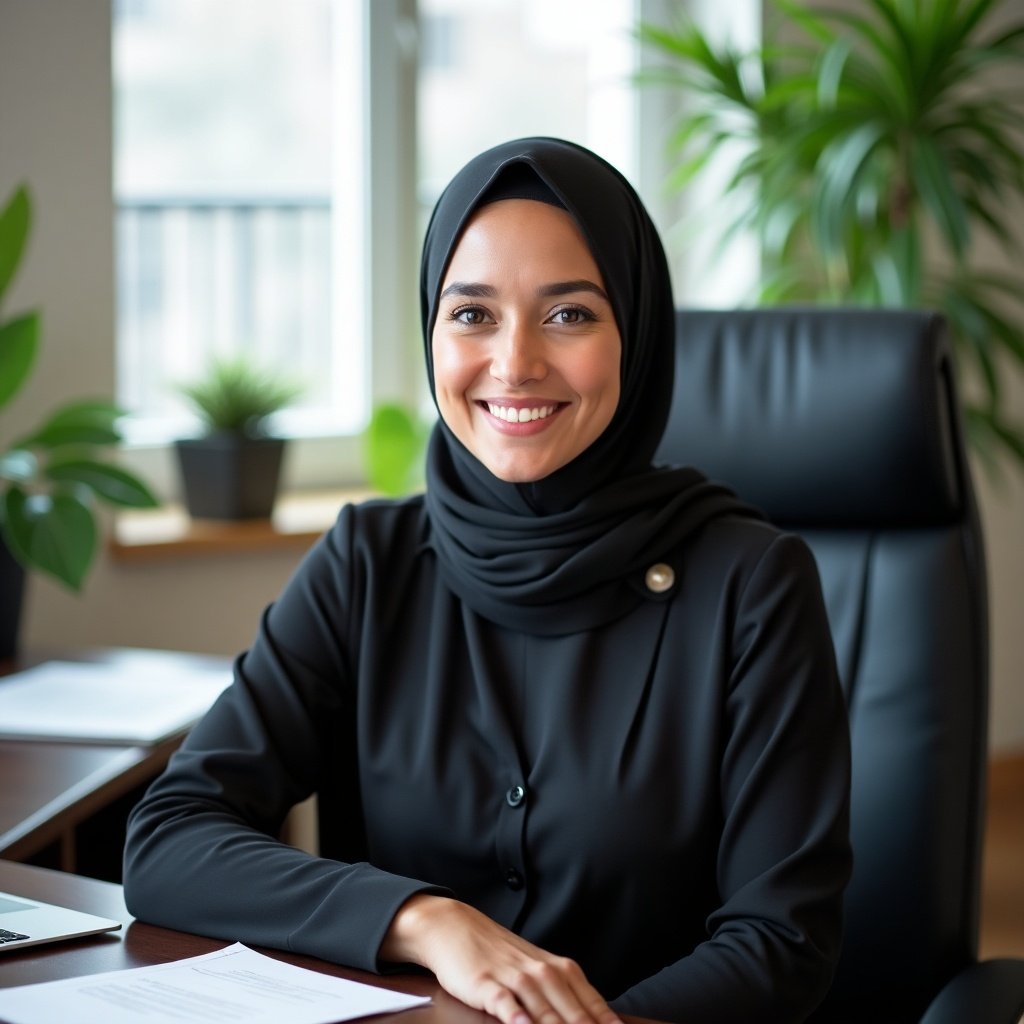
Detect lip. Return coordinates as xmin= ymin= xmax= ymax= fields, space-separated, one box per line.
xmin=475 ymin=399 xmax=568 ymax=435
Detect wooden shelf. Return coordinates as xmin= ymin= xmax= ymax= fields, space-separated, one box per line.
xmin=109 ymin=488 xmax=371 ymax=562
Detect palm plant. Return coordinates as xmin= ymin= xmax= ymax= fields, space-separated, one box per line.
xmin=638 ymin=0 xmax=1024 ymax=471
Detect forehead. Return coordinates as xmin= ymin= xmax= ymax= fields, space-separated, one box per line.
xmin=442 ymin=199 xmax=603 ymax=283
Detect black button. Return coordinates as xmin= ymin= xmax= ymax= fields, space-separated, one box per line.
xmin=506 ymin=784 xmax=526 ymax=808
xmin=505 ymin=868 xmax=524 ymax=891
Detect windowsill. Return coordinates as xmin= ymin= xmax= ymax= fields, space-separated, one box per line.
xmin=109 ymin=488 xmax=373 ymax=562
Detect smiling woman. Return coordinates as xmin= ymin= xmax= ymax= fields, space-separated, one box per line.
xmin=124 ymin=138 xmax=852 ymax=1024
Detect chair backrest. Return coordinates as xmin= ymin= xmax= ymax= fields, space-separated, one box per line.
xmin=656 ymin=309 xmax=989 ymax=1022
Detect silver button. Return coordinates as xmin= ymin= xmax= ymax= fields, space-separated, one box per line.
xmin=645 ymin=563 xmax=675 ymax=593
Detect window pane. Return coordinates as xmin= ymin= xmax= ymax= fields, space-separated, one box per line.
xmin=113 ymin=0 xmax=365 ymax=441
xmin=417 ymin=0 xmax=639 ymax=212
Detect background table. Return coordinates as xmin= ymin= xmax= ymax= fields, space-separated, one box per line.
xmin=0 ymin=648 xmax=231 ymax=879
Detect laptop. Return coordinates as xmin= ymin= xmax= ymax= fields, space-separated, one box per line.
xmin=0 ymin=891 xmax=122 ymax=952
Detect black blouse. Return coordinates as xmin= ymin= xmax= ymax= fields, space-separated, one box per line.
xmin=124 ymin=496 xmax=851 ymax=1024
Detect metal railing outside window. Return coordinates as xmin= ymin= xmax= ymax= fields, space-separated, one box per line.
xmin=116 ymin=195 xmax=341 ymax=441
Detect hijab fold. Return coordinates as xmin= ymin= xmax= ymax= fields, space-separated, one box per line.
xmin=421 ymin=138 xmax=756 ymax=636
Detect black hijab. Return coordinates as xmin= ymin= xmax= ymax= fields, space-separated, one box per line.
xmin=422 ymin=137 xmax=753 ymax=635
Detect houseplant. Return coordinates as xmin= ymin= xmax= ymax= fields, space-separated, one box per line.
xmin=0 ymin=183 xmax=158 ymax=654
xmin=637 ymin=0 xmax=1024 ymax=471
xmin=174 ymin=355 xmax=302 ymax=519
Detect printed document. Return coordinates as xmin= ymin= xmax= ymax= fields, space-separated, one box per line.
xmin=0 ymin=942 xmax=431 ymax=1024
xmin=0 ymin=658 xmax=232 ymax=744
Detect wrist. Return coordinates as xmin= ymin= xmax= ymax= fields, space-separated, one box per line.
xmin=380 ymin=892 xmax=459 ymax=967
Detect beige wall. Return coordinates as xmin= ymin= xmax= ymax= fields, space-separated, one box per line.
xmin=1 ymin=0 xmax=1022 ymax=750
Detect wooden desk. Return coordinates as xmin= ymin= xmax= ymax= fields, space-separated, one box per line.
xmin=0 ymin=860 xmax=489 ymax=1024
xmin=0 ymin=649 xmax=231 ymax=879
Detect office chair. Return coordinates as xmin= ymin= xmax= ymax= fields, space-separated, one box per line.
xmin=656 ymin=308 xmax=1024 ymax=1024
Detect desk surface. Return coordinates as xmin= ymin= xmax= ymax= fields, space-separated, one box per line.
xmin=0 ymin=860 xmax=491 ymax=1024
xmin=0 ymin=648 xmax=232 ymax=870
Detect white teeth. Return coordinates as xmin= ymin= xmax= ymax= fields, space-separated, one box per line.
xmin=487 ymin=403 xmax=556 ymax=423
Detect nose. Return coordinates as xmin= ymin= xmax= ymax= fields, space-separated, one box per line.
xmin=490 ymin=320 xmax=547 ymax=386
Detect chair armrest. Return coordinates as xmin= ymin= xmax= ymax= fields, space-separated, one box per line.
xmin=920 ymin=959 xmax=1024 ymax=1024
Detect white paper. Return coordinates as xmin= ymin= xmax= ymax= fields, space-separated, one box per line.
xmin=0 ymin=942 xmax=430 ymax=1024
xmin=0 ymin=658 xmax=232 ymax=744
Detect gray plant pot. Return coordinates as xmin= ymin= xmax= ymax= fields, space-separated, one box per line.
xmin=174 ymin=434 xmax=286 ymax=520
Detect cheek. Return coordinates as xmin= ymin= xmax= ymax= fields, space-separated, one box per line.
xmin=431 ymin=333 xmax=479 ymax=408
xmin=570 ymin=341 xmax=621 ymax=412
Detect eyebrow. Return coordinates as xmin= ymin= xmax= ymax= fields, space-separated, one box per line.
xmin=438 ymin=282 xmax=498 ymax=301
xmin=438 ymin=279 xmax=609 ymax=302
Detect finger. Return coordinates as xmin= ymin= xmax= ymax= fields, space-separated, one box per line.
xmin=508 ymin=961 xmax=596 ymax=1024
xmin=564 ymin=972 xmax=620 ymax=1024
xmin=483 ymin=981 xmax=532 ymax=1024
xmin=549 ymin=961 xmax=623 ymax=1024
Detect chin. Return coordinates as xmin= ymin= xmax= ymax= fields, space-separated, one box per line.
xmin=482 ymin=458 xmax=562 ymax=484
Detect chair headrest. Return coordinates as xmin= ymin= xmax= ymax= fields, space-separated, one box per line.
xmin=656 ymin=309 xmax=965 ymax=527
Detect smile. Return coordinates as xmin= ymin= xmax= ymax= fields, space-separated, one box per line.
xmin=484 ymin=402 xmax=560 ymax=423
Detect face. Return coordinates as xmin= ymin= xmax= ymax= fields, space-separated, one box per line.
xmin=431 ymin=199 xmax=621 ymax=483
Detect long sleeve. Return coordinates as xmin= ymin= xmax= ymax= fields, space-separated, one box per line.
xmin=610 ymin=533 xmax=852 ymax=1023
xmin=122 ymin=506 xmax=450 ymax=970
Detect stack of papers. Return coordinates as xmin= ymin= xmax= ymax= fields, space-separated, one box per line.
xmin=0 ymin=942 xmax=431 ymax=1024
xmin=0 ymin=656 xmax=233 ymax=745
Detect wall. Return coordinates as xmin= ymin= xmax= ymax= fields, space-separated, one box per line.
xmin=1 ymin=0 xmax=1023 ymax=749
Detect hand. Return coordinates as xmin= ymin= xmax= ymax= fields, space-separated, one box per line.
xmin=380 ymin=894 xmax=623 ymax=1024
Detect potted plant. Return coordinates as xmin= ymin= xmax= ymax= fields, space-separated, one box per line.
xmin=0 ymin=184 xmax=159 ymax=656
xmin=637 ymin=0 xmax=1024 ymax=472
xmin=174 ymin=356 xmax=303 ymax=520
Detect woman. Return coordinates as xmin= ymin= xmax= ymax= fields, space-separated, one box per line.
xmin=124 ymin=138 xmax=851 ymax=1024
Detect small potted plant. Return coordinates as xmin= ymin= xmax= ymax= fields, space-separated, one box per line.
xmin=174 ymin=356 xmax=303 ymax=520
xmin=0 ymin=184 xmax=159 ymax=657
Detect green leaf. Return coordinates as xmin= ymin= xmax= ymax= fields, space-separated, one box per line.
xmin=21 ymin=399 xmax=125 ymax=448
xmin=363 ymin=404 xmax=427 ymax=497
xmin=177 ymin=356 xmax=303 ymax=436
xmin=813 ymin=121 xmax=886 ymax=255
xmin=0 ymin=487 xmax=96 ymax=591
xmin=989 ymin=415 xmax=1024 ymax=463
xmin=817 ymin=37 xmax=852 ymax=109
xmin=44 ymin=457 xmax=160 ymax=508
xmin=0 ymin=311 xmax=40 ymax=410
xmin=0 ymin=185 xmax=30 ymax=306
xmin=0 ymin=448 xmax=36 ymax=484
xmin=913 ymin=136 xmax=971 ymax=256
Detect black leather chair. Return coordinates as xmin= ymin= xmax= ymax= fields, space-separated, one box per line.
xmin=656 ymin=308 xmax=1024 ymax=1024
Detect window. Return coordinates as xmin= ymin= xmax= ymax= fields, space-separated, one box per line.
xmin=417 ymin=0 xmax=639 ymax=210
xmin=113 ymin=0 xmax=369 ymax=445
xmin=113 ymin=0 xmax=660 ymax=496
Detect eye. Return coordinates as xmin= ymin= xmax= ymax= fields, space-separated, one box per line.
xmin=548 ymin=305 xmax=596 ymax=325
xmin=448 ymin=305 xmax=492 ymax=326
